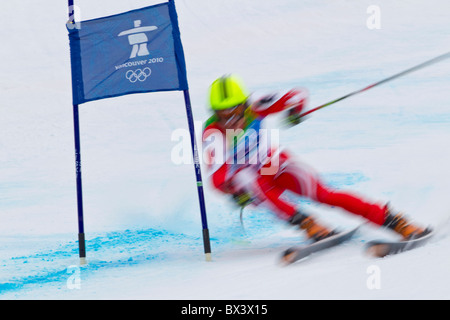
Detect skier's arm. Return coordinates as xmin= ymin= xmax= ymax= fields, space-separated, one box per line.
xmin=250 ymin=88 xmax=308 ymax=121
xmin=211 ymin=163 xmax=235 ymax=194
xmin=202 ymin=123 xmax=238 ymax=195
xmin=211 ymin=164 xmax=256 ymax=208
xmin=203 ymin=134 xmax=253 ymax=202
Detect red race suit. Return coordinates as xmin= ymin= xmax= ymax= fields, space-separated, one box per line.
xmin=202 ymin=88 xmax=386 ymax=225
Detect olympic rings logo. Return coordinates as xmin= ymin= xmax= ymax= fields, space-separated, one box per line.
xmin=125 ymin=67 xmax=152 ymax=83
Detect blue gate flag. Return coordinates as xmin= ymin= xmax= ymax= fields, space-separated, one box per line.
xmin=68 ymin=1 xmax=188 ymax=105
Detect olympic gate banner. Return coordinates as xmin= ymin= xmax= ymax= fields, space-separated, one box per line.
xmin=67 ymin=0 xmax=211 ymax=263
xmin=68 ymin=1 xmax=188 ymax=105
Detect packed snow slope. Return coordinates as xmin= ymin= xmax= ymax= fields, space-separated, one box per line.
xmin=1 ymin=0 xmax=450 ymax=299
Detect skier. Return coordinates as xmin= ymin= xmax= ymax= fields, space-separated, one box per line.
xmin=202 ymin=74 xmax=429 ymax=242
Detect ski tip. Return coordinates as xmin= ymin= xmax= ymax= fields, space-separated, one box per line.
xmin=365 ymin=243 xmax=390 ymax=258
xmin=365 ymin=228 xmax=435 ymax=258
xmin=280 ymin=248 xmax=301 ymax=266
xmin=280 ymin=249 xmax=295 ymax=264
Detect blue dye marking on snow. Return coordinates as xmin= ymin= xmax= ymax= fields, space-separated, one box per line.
xmin=322 ymin=171 xmax=369 ymax=189
xmin=0 ymin=227 xmax=221 ymax=295
xmin=0 ymin=172 xmax=369 ymax=295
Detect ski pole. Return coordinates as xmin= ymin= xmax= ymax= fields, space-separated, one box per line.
xmin=299 ymin=51 xmax=450 ymax=119
xmin=239 ymin=206 xmax=246 ymax=233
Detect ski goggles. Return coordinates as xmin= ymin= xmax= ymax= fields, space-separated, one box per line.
xmin=215 ymin=103 xmax=247 ymax=126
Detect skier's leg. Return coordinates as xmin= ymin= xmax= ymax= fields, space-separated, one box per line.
xmin=267 ymin=152 xmax=427 ymax=238
xmin=256 ymin=174 xmax=336 ymax=242
xmin=255 ymin=175 xmax=297 ymax=220
xmin=317 ymin=185 xmax=429 ymax=238
xmin=315 ymin=183 xmax=387 ymax=226
xmin=270 ymin=155 xmax=387 ymax=226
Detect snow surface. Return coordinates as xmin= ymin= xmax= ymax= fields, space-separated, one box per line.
xmin=1 ymin=0 xmax=450 ymax=300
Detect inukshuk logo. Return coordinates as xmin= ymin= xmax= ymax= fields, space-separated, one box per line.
xmin=118 ymin=20 xmax=157 ymax=58
xmin=117 ymin=20 xmax=161 ymax=83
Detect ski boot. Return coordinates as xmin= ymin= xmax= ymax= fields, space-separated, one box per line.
xmin=289 ymin=211 xmax=337 ymax=242
xmin=383 ymin=210 xmax=431 ymax=240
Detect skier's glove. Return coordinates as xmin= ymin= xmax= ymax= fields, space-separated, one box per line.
xmin=285 ymin=108 xmax=304 ymax=127
xmin=231 ymin=191 xmax=253 ymax=208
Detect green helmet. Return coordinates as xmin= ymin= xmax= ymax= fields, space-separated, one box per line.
xmin=209 ymin=74 xmax=249 ymax=110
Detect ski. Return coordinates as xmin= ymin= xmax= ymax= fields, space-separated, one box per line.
xmin=280 ymin=226 xmax=360 ymax=265
xmin=365 ymin=229 xmax=434 ymax=258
